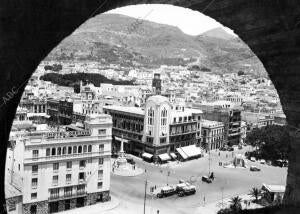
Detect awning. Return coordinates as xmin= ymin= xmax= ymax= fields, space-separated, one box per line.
xmin=176 ymin=148 xmax=188 ymax=159
xmin=158 ymin=153 xmax=171 ymax=161
xmin=142 ymin=152 xmax=153 ymax=159
xmin=170 ymin=153 xmax=177 ymax=159
xmin=27 ymin=113 xmax=50 ymax=118
xmin=181 ymin=145 xmax=202 ymax=158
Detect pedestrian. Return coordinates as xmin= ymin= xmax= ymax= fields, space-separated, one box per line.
xmin=226 ymin=154 xmax=228 ymax=158
xmin=155 ymin=185 xmax=156 ymax=190
xmin=157 ymin=210 xmax=160 ymax=214
xmin=218 ymin=152 xmax=220 ymax=156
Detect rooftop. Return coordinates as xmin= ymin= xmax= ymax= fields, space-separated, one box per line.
xmin=103 ymin=105 xmax=145 ymax=116
xmin=201 ymin=119 xmax=224 ymax=128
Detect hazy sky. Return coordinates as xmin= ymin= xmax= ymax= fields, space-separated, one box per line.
xmin=106 ymin=4 xmax=236 ymax=36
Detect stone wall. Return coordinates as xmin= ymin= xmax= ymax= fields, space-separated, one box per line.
xmin=1 ymin=0 xmax=300 ymax=210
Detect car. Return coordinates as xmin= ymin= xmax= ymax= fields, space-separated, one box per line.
xmin=250 ymin=157 xmax=256 ymax=162
xmin=250 ymin=166 xmax=261 ymax=171
xmin=177 ymin=185 xmax=196 ymax=197
xmin=259 ymin=159 xmax=266 ymax=164
xmin=219 ymin=147 xmax=227 ymax=151
xmin=202 ymin=175 xmax=212 ymax=183
xmin=157 ymin=186 xmax=176 ymax=198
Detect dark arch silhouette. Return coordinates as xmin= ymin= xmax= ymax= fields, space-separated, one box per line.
xmin=1 ymin=0 xmax=300 ymax=212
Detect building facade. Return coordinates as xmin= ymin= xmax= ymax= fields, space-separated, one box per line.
xmin=47 ymin=98 xmax=73 ymax=125
xmin=103 ymin=95 xmax=202 ymax=162
xmin=6 ymin=114 xmax=112 ymax=214
xmin=201 ymin=120 xmax=225 ymax=151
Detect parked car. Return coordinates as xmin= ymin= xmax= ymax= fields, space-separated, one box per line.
xmin=202 ymin=175 xmax=212 ymax=183
xmin=250 ymin=157 xmax=256 ymax=162
xmin=219 ymin=147 xmax=227 ymax=151
xmin=157 ymin=186 xmax=176 ymax=198
xmin=250 ymin=166 xmax=261 ymax=171
xmin=177 ymin=185 xmax=196 ymax=197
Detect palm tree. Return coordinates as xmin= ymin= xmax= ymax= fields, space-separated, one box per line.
xmin=229 ymin=196 xmax=242 ymax=212
xmin=249 ymin=187 xmax=261 ymax=203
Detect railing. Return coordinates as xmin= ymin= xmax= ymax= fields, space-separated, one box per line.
xmin=24 ymin=151 xmax=111 ymax=163
xmin=48 ymin=191 xmax=87 ymax=201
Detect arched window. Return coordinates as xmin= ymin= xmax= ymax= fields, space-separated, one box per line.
xmin=68 ymin=146 xmax=72 ymax=154
xmin=51 ymin=148 xmax=56 ymax=156
xmin=62 ymin=147 xmax=66 ymax=155
xmin=57 ymin=147 xmax=61 ymax=155
xmin=83 ymin=145 xmax=87 ymax=153
xmin=78 ymin=146 xmax=82 ymax=153
xmin=46 ymin=148 xmax=50 ymax=156
xmin=73 ymin=146 xmax=77 ymax=153
xmin=88 ymin=145 xmax=92 ymax=153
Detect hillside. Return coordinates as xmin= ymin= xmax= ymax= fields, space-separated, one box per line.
xmin=46 ymin=13 xmax=267 ymax=77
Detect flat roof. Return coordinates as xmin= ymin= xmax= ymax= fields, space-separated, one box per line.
xmin=103 ymin=105 xmax=145 ymax=116
xmin=263 ymin=183 xmax=285 ymax=193
xmin=201 ymin=119 xmax=224 ymax=128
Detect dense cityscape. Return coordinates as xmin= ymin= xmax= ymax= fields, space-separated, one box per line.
xmin=4 ymin=6 xmax=288 ymax=214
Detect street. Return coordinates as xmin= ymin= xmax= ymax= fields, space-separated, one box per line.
xmin=105 ymin=147 xmax=287 ymax=214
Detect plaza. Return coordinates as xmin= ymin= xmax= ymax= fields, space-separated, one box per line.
xmin=61 ymin=147 xmax=287 ymax=214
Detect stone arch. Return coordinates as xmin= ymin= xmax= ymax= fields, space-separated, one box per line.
xmin=1 ymin=0 xmax=300 ymax=209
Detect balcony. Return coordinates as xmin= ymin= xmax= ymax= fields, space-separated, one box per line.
xmin=48 ymin=192 xmax=87 ymax=202
xmin=24 ymin=151 xmax=111 ymax=164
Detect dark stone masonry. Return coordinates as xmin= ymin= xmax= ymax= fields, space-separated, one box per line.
xmin=1 ymin=1 xmax=300 ymax=213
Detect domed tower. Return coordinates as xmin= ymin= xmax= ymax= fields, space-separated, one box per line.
xmin=143 ymin=95 xmax=171 ymax=149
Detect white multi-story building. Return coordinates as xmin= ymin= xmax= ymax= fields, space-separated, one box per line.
xmin=6 ymin=114 xmax=112 ymax=214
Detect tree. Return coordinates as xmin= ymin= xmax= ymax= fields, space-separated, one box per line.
xmin=249 ymin=187 xmax=261 ymax=203
xmin=229 ymin=196 xmax=242 ymax=213
xmin=238 ymin=70 xmax=245 ymax=76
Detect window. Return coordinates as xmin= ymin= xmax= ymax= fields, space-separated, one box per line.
xmin=53 ymin=175 xmax=58 ymax=185
xmin=97 ymin=182 xmax=103 ymax=189
xmin=77 ymin=184 xmax=85 ymax=195
xmin=98 ymin=170 xmax=103 ymax=179
xmin=78 ymin=172 xmax=85 ymax=181
xmin=79 ymin=160 xmax=86 ymax=168
xmin=32 ymin=165 xmax=38 ymax=174
xmin=88 ymin=145 xmax=92 ymax=152
xmin=99 ymin=144 xmax=104 ymax=152
xmin=53 ymin=163 xmax=59 ymax=171
xmin=64 ymin=187 xmax=72 ymax=197
xmin=98 ymin=129 xmax=106 ymax=135
xmin=62 ymin=147 xmax=66 ymax=155
xmin=68 ymin=146 xmax=72 ymax=154
xmin=51 ymin=148 xmax=56 ymax=156
xmin=66 ymin=174 xmax=71 ymax=182
xmin=83 ymin=145 xmax=87 ymax=153
xmin=31 ymin=193 xmax=37 ymax=200
xmin=57 ymin=147 xmax=61 ymax=155
xmin=78 ymin=146 xmax=82 ymax=153
xmin=46 ymin=148 xmax=50 ymax=156
xmin=98 ymin=158 xmax=104 ymax=165
xmin=32 ymin=178 xmax=38 ymax=188
xmin=66 ymin=161 xmax=72 ymax=169
xmin=73 ymin=146 xmax=77 ymax=153
xmin=32 ymin=150 xmax=39 ymax=158
xmin=50 ymin=188 xmax=59 ymax=199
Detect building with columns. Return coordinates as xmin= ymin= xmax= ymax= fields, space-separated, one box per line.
xmin=5 ymin=114 xmax=112 ymax=214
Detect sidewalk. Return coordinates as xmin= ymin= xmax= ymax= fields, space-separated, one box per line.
xmin=58 ymin=195 xmax=120 ymax=214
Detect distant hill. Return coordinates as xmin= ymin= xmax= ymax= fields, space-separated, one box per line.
xmin=46 ymin=13 xmax=267 ymax=77
xmin=202 ymin=27 xmax=236 ymax=40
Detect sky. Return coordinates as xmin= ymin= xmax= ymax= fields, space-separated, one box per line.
xmin=106 ymin=4 xmax=236 ymax=36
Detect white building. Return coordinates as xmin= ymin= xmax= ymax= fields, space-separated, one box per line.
xmin=6 ymin=114 xmax=112 ymax=214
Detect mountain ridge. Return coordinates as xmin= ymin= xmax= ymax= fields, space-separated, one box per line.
xmin=46 ymin=13 xmax=267 ymax=77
